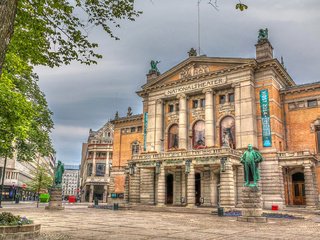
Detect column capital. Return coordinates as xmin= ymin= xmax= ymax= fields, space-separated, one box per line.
xmin=231 ymin=83 xmax=241 ymax=88
xmin=156 ymin=99 xmax=163 ymax=105
xmin=202 ymin=88 xmax=213 ymax=94
xmin=304 ymin=164 xmax=313 ymax=169
xmin=177 ymin=93 xmax=187 ymax=100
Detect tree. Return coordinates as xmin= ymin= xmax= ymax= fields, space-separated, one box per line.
xmin=27 ymin=163 xmax=53 ymax=208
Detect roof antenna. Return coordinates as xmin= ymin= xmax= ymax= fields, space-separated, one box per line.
xmin=197 ymin=0 xmax=201 ymax=56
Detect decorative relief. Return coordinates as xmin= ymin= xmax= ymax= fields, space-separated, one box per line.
xmin=219 ymin=102 xmax=235 ymax=114
xmin=191 ymin=108 xmax=205 ymax=120
xmin=167 ymin=112 xmax=179 ymax=125
xmin=180 ymin=64 xmax=209 ymax=79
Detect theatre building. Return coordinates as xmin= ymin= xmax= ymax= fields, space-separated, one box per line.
xmin=110 ymin=33 xmax=320 ymax=209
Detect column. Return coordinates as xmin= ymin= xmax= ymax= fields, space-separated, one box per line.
xmin=155 ymin=99 xmax=164 ymax=152
xmin=177 ymin=93 xmax=187 ymax=150
xmin=234 ymin=83 xmax=242 ymax=148
xmin=304 ymin=164 xmax=317 ymax=207
xmin=89 ymin=185 xmax=94 ymax=202
xmin=106 ymin=151 xmax=110 ymax=176
xmin=219 ymin=159 xmax=235 ymax=208
xmin=92 ymin=151 xmax=96 ymax=176
xmin=210 ymin=170 xmax=218 ymax=206
xmin=181 ymin=170 xmax=186 ymax=205
xmin=186 ymin=162 xmax=195 ymax=207
xmin=157 ymin=164 xmax=165 ymax=206
xmin=203 ymin=88 xmax=214 ymax=147
xmin=103 ymin=185 xmax=108 ymax=203
xmin=124 ymin=173 xmax=130 ymax=203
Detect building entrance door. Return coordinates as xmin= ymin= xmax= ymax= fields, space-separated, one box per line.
xmin=166 ymin=174 xmax=173 ymax=204
xmin=291 ymin=172 xmax=306 ymax=205
xmin=195 ymin=173 xmax=201 ymax=205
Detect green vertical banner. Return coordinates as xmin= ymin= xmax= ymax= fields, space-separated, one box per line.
xmin=260 ymin=89 xmax=272 ymax=147
xmin=143 ymin=112 xmax=148 ymax=151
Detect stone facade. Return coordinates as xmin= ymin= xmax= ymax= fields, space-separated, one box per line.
xmin=62 ymin=165 xmax=80 ymax=199
xmin=107 ymin=34 xmax=320 ymax=210
xmin=80 ymin=122 xmax=113 ymax=203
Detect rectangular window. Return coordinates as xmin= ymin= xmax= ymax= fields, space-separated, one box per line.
xmin=307 ymin=99 xmax=317 ymax=107
xmin=316 ymin=126 xmax=320 ymax=153
xmin=219 ymin=95 xmax=226 ymax=104
xmin=137 ymin=126 xmax=142 ymax=132
xmin=96 ymin=163 xmax=106 ymax=176
xmin=192 ymin=100 xmax=198 ymax=108
xmin=200 ymin=99 xmax=205 ymax=108
xmin=131 ymin=127 xmax=136 ymax=133
xmin=175 ymin=103 xmax=179 ymax=112
xmin=132 ymin=144 xmax=140 ymax=155
xmin=228 ymin=93 xmax=234 ymax=103
xmin=87 ymin=163 xmax=93 ymax=176
xmin=168 ymin=104 xmax=174 ymax=113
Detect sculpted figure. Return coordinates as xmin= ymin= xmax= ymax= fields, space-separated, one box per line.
xmin=149 ymin=60 xmax=160 ymax=73
xmin=258 ymin=28 xmax=268 ymax=42
xmin=240 ymin=144 xmax=263 ymax=187
xmin=54 ymin=160 xmax=65 ymax=187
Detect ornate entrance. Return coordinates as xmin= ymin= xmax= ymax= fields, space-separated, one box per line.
xmin=195 ymin=173 xmax=201 ymax=205
xmin=292 ymin=172 xmax=306 ymax=205
xmin=166 ymin=174 xmax=174 ymax=204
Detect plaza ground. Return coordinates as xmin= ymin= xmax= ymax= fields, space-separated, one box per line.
xmin=2 ymin=202 xmax=320 ymax=240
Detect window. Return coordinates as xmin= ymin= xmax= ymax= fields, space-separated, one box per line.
xmin=132 ymin=141 xmax=140 ymax=155
xmin=137 ymin=126 xmax=142 ymax=132
xmin=220 ymin=116 xmax=236 ymax=149
xmin=193 ymin=121 xmax=205 ymax=148
xmin=175 ymin=103 xmax=179 ymax=112
xmin=131 ymin=127 xmax=136 ymax=133
xmin=288 ymin=103 xmax=296 ymax=110
xmin=219 ymin=95 xmax=226 ymax=104
xmin=200 ymin=99 xmax=205 ymax=108
xmin=192 ymin=100 xmax=198 ymax=108
xmin=109 ymin=152 xmax=113 ymax=159
xmin=228 ymin=93 xmax=234 ymax=103
xmin=87 ymin=163 xmax=93 ymax=176
xmin=307 ymin=99 xmax=317 ymax=107
xmin=168 ymin=124 xmax=179 ymax=149
xmin=96 ymin=163 xmax=106 ymax=176
xmin=107 ymin=132 xmax=111 ymax=137
xmin=168 ymin=104 xmax=174 ymax=113
xmin=316 ymin=126 xmax=320 ymax=153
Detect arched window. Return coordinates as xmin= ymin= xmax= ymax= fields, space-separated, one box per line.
xmin=168 ymin=124 xmax=179 ymax=149
xmin=220 ymin=116 xmax=235 ymax=149
xmin=132 ymin=141 xmax=140 ymax=155
xmin=193 ymin=120 xmax=205 ymax=149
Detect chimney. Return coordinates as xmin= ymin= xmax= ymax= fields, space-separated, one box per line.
xmin=255 ymin=28 xmax=273 ymax=62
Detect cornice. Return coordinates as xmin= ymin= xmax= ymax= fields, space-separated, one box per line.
xmin=110 ymin=114 xmax=143 ymax=124
xmin=280 ymin=81 xmax=320 ymax=95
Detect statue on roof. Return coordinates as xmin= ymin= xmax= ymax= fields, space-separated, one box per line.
xmin=114 ymin=111 xmax=119 ymax=120
xmin=149 ymin=60 xmax=160 ymax=74
xmin=258 ymin=28 xmax=268 ymax=42
xmin=188 ymin=48 xmax=197 ymax=57
xmin=127 ymin=107 xmax=132 ymax=117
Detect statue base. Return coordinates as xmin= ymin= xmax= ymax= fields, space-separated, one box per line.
xmin=237 ymin=186 xmax=267 ymax=223
xmin=45 ymin=187 xmax=64 ymax=210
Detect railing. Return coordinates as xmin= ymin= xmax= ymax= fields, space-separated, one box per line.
xmin=132 ymin=147 xmax=242 ymax=161
xmin=277 ymin=150 xmax=316 ymax=158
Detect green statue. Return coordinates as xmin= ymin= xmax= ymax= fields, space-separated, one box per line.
xmin=258 ymin=28 xmax=268 ymax=42
xmin=54 ymin=160 xmax=65 ymax=187
xmin=149 ymin=60 xmax=160 ymax=74
xmin=240 ymin=144 xmax=263 ymax=187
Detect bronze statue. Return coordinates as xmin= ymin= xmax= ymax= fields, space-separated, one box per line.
xmin=240 ymin=144 xmax=263 ymax=187
xmin=149 ymin=60 xmax=160 ymax=74
xmin=258 ymin=28 xmax=268 ymax=42
xmin=188 ymin=48 xmax=197 ymax=57
xmin=54 ymin=160 xmax=64 ymax=187
xmin=127 ymin=107 xmax=132 ymax=116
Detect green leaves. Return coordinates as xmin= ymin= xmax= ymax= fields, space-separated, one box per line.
xmin=27 ymin=164 xmax=53 ymax=192
xmin=236 ymin=3 xmax=248 ymax=11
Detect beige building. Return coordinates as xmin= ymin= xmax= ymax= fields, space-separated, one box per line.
xmin=80 ymin=121 xmax=113 ymax=202
xmin=118 ymin=32 xmax=320 ymax=209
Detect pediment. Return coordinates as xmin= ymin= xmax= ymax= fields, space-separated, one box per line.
xmin=142 ymin=56 xmax=255 ymax=90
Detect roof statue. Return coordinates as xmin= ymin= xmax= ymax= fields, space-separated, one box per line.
xmin=188 ymin=48 xmax=197 ymax=57
xmin=258 ymin=28 xmax=268 ymax=42
xmin=149 ymin=60 xmax=160 ymax=74
xmin=114 ymin=111 xmax=119 ymax=120
xmin=127 ymin=107 xmax=132 ymax=117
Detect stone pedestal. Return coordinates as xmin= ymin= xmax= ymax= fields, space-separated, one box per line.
xmin=237 ymin=187 xmax=267 ymax=223
xmin=45 ymin=187 xmax=64 ymax=210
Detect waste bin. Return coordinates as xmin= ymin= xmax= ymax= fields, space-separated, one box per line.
xmin=218 ymin=207 xmax=224 ymax=217
xmin=113 ymin=203 xmax=119 ymax=210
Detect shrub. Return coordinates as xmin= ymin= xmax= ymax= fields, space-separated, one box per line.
xmin=0 ymin=212 xmax=33 ymax=226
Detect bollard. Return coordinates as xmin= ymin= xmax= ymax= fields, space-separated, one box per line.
xmin=218 ymin=207 xmax=224 ymax=217
xmin=113 ymin=203 xmax=119 ymax=210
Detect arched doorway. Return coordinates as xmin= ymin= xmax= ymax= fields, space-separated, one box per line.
xmin=195 ymin=173 xmax=201 ymax=205
xmin=292 ymin=172 xmax=306 ymax=205
xmin=166 ymin=174 xmax=174 ymax=204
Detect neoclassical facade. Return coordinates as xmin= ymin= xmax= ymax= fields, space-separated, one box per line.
xmin=110 ymin=33 xmax=320 ymax=209
xmin=80 ymin=121 xmax=113 ymax=202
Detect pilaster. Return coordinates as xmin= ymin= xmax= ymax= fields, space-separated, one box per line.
xmin=203 ymin=88 xmax=214 ymax=147
xmin=157 ymin=164 xmax=165 ymax=206
xmin=186 ymin=163 xmax=195 ymax=207
xmin=155 ymin=99 xmax=164 ymax=152
xmin=304 ymin=164 xmax=317 ymax=207
xmin=219 ymin=160 xmax=235 ymax=208
xmin=177 ymin=93 xmax=187 ymax=150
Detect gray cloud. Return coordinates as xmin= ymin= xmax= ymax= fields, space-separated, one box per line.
xmin=36 ymin=0 xmax=320 ymax=164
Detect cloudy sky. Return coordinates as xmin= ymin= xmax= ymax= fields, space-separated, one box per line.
xmin=35 ymin=0 xmax=320 ymax=165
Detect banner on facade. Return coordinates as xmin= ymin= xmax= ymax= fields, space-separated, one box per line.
xmin=143 ymin=112 xmax=148 ymax=151
xmin=260 ymin=89 xmax=272 ymax=147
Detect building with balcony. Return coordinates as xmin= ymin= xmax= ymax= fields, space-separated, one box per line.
xmin=108 ymin=31 xmax=320 ymax=209
xmin=62 ymin=165 xmax=81 ymax=200
xmin=80 ymin=121 xmax=113 ymax=203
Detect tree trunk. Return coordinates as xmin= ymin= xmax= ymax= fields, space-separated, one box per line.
xmin=0 ymin=0 xmax=18 ymax=76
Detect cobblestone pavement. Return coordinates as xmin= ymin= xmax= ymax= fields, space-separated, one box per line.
xmin=2 ymin=203 xmax=320 ymax=240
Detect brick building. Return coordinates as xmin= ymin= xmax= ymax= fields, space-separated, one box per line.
xmin=108 ymin=31 xmax=320 ymax=209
